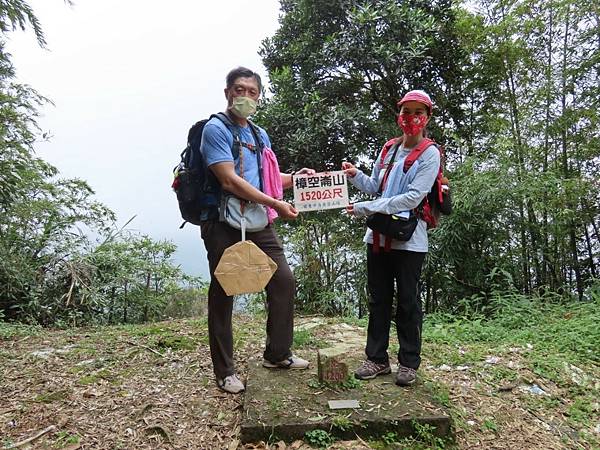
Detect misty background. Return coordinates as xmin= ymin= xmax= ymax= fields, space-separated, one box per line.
xmin=6 ymin=0 xmax=281 ymax=280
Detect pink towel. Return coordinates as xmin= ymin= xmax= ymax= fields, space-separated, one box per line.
xmin=262 ymin=147 xmax=283 ymax=223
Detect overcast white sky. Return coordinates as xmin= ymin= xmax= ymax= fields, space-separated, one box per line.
xmin=7 ymin=0 xmax=281 ymax=280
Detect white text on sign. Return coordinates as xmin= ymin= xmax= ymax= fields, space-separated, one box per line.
xmin=293 ymin=171 xmax=350 ymax=212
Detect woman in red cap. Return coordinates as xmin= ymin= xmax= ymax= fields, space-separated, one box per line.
xmin=342 ymin=90 xmax=440 ymax=386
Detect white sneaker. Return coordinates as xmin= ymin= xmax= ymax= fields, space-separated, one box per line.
xmin=216 ymin=374 xmax=245 ymax=394
xmin=263 ymin=355 xmax=310 ymax=369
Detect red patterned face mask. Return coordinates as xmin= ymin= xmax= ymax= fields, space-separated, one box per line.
xmin=397 ymin=113 xmax=428 ymax=136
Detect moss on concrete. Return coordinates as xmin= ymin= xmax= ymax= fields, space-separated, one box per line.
xmin=241 ymin=356 xmax=451 ymax=443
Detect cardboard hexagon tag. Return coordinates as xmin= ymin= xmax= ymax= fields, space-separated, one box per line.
xmin=214 ymin=241 xmax=278 ymax=296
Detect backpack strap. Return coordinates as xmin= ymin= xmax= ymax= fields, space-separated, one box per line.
xmin=212 ymin=113 xmax=266 ymax=193
xmin=247 ymin=120 xmax=265 ymax=192
xmin=212 ymin=112 xmax=241 ymax=160
xmin=376 ymin=140 xmax=402 ymax=194
xmin=373 ymin=139 xmax=401 ymax=254
xmin=379 ymin=138 xmax=401 ymax=166
xmin=247 ymin=120 xmax=265 ymax=150
xmin=403 ymin=138 xmax=446 ymax=229
xmin=403 ymin=138 xmax=435 ymax=172
xmin=405 ymin=138 xmax=445 ymax=205
xmin=373 ymin=138 xmax=437 ymax=252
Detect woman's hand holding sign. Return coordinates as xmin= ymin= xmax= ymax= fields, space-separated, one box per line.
xmin=341 ymin=161 xmax=357 ymax=178
xmin=341 ymin=162 xmax=357 ymax=216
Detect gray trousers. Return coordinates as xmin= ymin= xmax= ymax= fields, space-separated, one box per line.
xmin=200 ymin=220 xmax=295 ymax=378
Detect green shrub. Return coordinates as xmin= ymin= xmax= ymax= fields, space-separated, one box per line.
xmin=305 ymin=429 xmax=334 ymax=448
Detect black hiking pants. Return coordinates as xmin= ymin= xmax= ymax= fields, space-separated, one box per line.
xmin=365 ymin=244 xmax=426 ymax=369
xmin=200 ymin=220 xmax=295 ymax=379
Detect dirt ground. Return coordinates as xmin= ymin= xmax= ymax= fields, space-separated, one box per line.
xmin=0 ymin=315 xmax=597 ymax=449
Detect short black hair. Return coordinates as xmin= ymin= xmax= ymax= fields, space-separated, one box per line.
xmin=226 ymin=67 xmax=262 ymax=92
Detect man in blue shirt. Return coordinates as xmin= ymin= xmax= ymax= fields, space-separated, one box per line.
xmin=199 ymin=67 xmax=312 ymax=394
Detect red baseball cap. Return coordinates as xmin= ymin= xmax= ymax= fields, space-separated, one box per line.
xmin=397 ymin=90 xmax=433 ymax=112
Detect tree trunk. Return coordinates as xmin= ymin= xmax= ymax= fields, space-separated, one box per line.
xmin=583 ymin=224 xmax=597 ymax=279
xmin=123 ymin=281 xmax=128 ymax=323
xmin=504 ymin=63 xmax=530 ymax=294
xmin=541 ymin=5 xmax=554 ymax=288
xmin=143 ymin=272 xmax=151 ymax=322
xmin=559 ymin=8 xmax=583 ymax=300
xmin=108 ymin=286 xmax=116 ymax=324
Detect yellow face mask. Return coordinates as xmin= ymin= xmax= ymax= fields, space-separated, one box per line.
xmin=230 ymin=96 xmax=257 ymax=119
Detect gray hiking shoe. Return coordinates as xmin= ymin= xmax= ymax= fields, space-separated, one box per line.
xmin=216 ymin=374 xmax=245 ymax=394
xmin=395 ymin=365 xmax=417 ymax=386
xmin=263 ymin=355 xmax=310 ymax=369
xmin=354 ymin=359 xmax=391 ymax=380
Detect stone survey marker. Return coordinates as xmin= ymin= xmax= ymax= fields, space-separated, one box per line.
xmin=241 ymin=319 xmax=451 ymax=443
xmin=317 ymin=346 xmax=349 ymax=383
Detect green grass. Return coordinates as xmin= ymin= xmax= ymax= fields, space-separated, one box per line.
xmin=307 ymin=374 xmax=362 ymax=391
xmin=369 ymin=420 xmax=453 ymax=450
xmin=424 ymin=380 xmax=451 ymax=408
xmin=34 ymin=389 xmax=70 ymax=403
xmin=424 ymin=297 xmax=599 ymax=365
xmin=566 ymin=397 xmax=596 ymax=427
xmin=424 ymin=297 xmax=600 ymax=378
xmin=78 ymin=368 xmax=117 ymax=385
xmin=423 ymin=295 xmax=600 ymax=447
xmin=293 ymin=329 xmax=326 ymax=348
xmin=53 ymin=431 xmax=80 ymax=448
xmin=152 ymin=333 xmax=196 ymax=351
xmin=233 ymin=319 xmax=265 ymax=347
xmin=331 ymin=415 xmax=352 ymax=432
xmin=482 ymin=418 xmax=498 ymax=433
xmin=340 ymin=316 xmax=368 ymax=327
xmin=267 ymin=397 xmax=282 ymax=411
xmin=0 ymin=321 xmax=42 ymax=339
xmin=482 ymin=364 xmax=519 ymax=383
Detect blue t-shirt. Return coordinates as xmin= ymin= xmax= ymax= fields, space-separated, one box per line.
xmin=199 ymin=116 xmax=271 ymax=190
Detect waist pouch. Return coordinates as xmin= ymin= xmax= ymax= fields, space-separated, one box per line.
xmin=220 ymin=194 xmax=268 ymax=232
xmin=366 ymin=213 xmax=418 ymax=242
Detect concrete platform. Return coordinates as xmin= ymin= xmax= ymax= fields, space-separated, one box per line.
xmin=240 ymin=357 xmax=451 ymax=443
